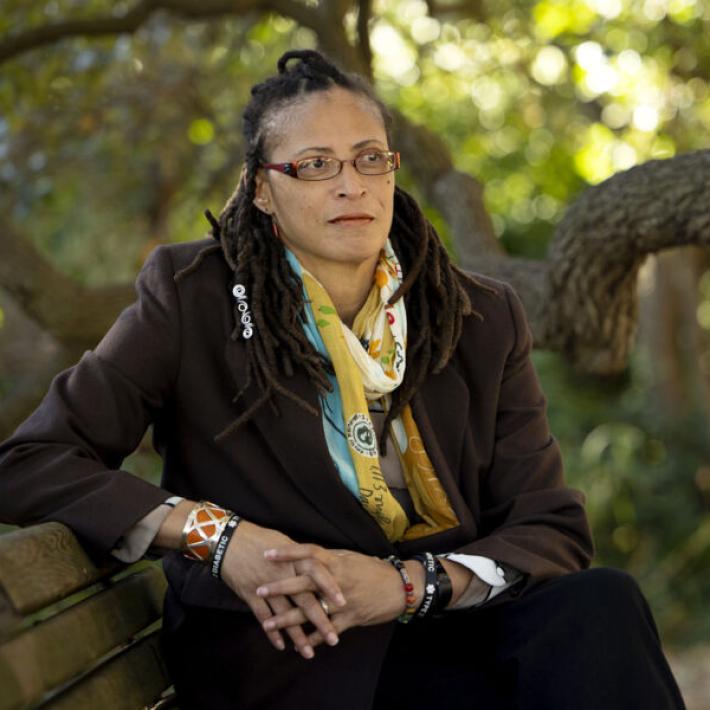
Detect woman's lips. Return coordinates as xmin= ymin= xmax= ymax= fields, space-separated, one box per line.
xmin=328 ymin=215 xmax=374 ymax=225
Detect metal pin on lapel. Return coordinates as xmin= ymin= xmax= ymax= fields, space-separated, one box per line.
xmin=232 ymin=284 xmax=254 ymax=339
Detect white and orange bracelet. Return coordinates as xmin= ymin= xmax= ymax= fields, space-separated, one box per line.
xmin=180 ymin=500 xmax=236 ymax=563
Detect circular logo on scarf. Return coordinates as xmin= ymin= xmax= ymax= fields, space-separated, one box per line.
xmin=347 ymin=414 xmax=378 ymax=457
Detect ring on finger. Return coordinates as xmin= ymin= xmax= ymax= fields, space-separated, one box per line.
xmin=318 ymin=597 xmax=330 ymax=616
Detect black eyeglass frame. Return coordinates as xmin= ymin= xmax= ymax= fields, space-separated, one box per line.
xmin=261 ymin=150 xmax=400 ymax=181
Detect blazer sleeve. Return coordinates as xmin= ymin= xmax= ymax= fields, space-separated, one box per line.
xmin=453 ymin=283 xmax=594 ymax=589
xmin=0 ymin=246 xmax=178 ymax=559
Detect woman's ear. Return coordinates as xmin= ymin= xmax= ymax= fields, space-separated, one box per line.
xmin=253 ymin=170 xmax=273 ymax=215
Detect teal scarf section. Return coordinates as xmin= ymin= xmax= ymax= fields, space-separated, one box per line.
xmin=284 ymin=247 xmax=360 ymax=496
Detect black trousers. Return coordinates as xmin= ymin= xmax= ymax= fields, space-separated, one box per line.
xmin=162 ymin=567 xmax=685 ymax=709
xmin=373 ymin=567 xmax=684 ymax=709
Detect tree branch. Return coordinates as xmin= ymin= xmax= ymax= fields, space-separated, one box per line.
xmin=265 ymin=0 xmax=326 ymax=35
xmin=0 ymin=0 xmax=324 ymax=65
xmin=391 ymin=108 xmax=502 ymax=260
xmin=0 ymin=225 xmax=134 ymax=343
xmin=464 ymin=150 xmax=710 ymax=375
xmin=301 ymin=0 xmax=372 ymax=77
xmin=1 ymin=0 xmax=154 ymax=64
xmin=540 ymin=150 xmax=710 ymax=373
xmin=425 ymin=0 xmax=487 ymax=22
xmin=356 ymin=0 xmax=373 ymax=80
xmin=0 ymin=346 xmax=82 ymax=441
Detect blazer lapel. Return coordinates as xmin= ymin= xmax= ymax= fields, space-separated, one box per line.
xmin=399 ymin=364 xmax=479 ymax=555
xmin=222 ymin=337 xmax=394 ymax=555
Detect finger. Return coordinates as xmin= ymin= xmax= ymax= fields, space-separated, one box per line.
xmin=307 ymin=613 xmax=350 ymax=649
xmin=263 ymin=545 xmax=347 ymax=609
xmin=262 ymin=605 xmax=308 ymax=630
xmin=268 ymin=595 xmax=316 ymax=660
xmin=257 ymin=565 xmax=346 ymax=609
xmin=292 ymin=591 xmax=340 ymax=647
xmin=263 ymin=543 xmax=325 ymax=562
xmin=294 ymin=559 xmax=347 ymax=608
xmin=256 ymin=576 xmax=317 ymax=598
xmin=246 ymin=595 xmax=286 ymax=651
xmin=263 ymin=592 xmax=339 ymax=648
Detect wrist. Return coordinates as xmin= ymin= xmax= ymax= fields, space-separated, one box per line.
xmin=153 ymin=499 xmax=196 ymax=549
xmin=219 ymin=519 xmax=262 ymax=584
xmin=438 ymin=557 xmax=474 ymax=608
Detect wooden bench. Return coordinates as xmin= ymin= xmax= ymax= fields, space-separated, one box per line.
xmin=0 ymin=523 xmax=177 ymax=709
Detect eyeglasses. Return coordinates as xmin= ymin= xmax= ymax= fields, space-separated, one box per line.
xmin=261 ymin=150 xmax=400 ymax=181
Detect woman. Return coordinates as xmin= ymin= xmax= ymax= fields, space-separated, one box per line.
xmin=0 ymin=50 xmax=684 ymax=708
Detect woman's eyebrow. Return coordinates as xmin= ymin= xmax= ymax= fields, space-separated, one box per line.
xmin=293 ymin=139 xmax=386 ymax=157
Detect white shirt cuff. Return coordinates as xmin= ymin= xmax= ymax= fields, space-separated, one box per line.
xmin=111 ymin=495 xmax=184 ymax=563
xmin=439 ymin=554 xmax=522 ymax=609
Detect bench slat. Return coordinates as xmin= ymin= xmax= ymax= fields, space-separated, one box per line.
xmin=45 ymin=632 xmax=172 ymax=710
xmin=0 ymin=566 xmax=167 ymax=709
xmin=0 ymin=524 xmax=112 ymax=617
xmin=0 ymin=587 xmax=21 ymax=637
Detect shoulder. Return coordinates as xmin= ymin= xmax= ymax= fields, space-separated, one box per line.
xmin=454 ymin=270 xmax=531 ymax=357
xmin=457 ymin=269 xmax=524 ymax=323
xmin=137 ymin=238 xmax=231 ymax=298
xmin=145 ymin=238 xmax=228 ymax=278
xmin=132 ymin=239 xmax=232 ymax=323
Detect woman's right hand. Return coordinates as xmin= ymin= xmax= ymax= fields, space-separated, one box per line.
xmin=219 ymin=519 xmax=346 ymax=659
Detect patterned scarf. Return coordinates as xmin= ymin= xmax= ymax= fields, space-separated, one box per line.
xmin=285 ymin=241 xmax=459 ymax=542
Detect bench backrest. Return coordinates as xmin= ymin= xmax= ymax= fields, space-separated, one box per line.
xmin=0 ymin=522 xmax=173 ymax=709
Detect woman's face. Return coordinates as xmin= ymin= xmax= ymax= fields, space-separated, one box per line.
xmin=254 ymin=87 xmax=395 ymax=280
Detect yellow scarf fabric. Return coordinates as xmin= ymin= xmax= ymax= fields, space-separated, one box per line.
xmin=299 ymin=243 xmax=459 ymax=542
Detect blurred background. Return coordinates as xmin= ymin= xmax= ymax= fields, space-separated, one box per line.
xmin=1 ymin=0 xmax=709 ymax=702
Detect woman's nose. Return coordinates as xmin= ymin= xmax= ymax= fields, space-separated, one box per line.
xmin=334 ymin=161 xmax=367 ymax=197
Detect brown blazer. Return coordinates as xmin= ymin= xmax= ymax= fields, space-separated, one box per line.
xmin=0 ymin=238 xmax=592 ymax=706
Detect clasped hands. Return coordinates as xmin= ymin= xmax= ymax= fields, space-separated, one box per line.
xmin=219 ymin=520 xmax=412 ymax=660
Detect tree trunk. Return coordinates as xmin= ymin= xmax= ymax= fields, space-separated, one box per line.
xmin=637 ymin=247 xmax=710 ymax=427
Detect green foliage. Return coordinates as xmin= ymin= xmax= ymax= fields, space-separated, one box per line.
xmin=3 ymin=0 xmax=708 ymax=277
xmin=0 ymin=8 xmax=303 ymax=282
xmin=373 ymin=0 xmax=709 ymax=250
xmin=536 ymin=350 xmax=710 ymax=644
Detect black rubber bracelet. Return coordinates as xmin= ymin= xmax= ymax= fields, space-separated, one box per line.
xmin=433 ymin=557 xmax=453 ymax=612
xmin=211 ymin=515 xmax=241 ymax=579
xmin=412 ymin=552 xmax=437 ymax=618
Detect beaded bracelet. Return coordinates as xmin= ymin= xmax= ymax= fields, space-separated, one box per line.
xmin=210 ymin=514 xmax=242 ymax=578
xmin=412 ymin=552 xmax=437 ymax=618
xmin=181 ymin=500 xmax=236 ymax=563
xmin=387 ymin=555 xmax=417 ymax=624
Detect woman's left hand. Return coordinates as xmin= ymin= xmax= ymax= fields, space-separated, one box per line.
xmin=256 ymin=544 xmax=420 ymax=647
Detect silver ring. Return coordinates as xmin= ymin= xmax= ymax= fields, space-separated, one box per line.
xmin=318 ymin=597 xmax=330 ymax=616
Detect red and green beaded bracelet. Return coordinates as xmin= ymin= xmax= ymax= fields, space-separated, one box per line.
xmin=387 ymin=555 xmax=418 ymax=624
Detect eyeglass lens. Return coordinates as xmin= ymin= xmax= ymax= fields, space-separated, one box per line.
xmin=297 ymin=152 xmax=395 ymax=180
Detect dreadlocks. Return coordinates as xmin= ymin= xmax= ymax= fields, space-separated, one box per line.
xmin=198 ymin=49 xmax=493 ymax=446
